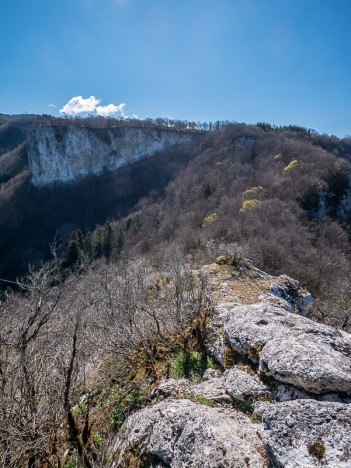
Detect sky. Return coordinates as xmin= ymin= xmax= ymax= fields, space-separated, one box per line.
xmin=1 ymin=0 xmax=351 ymax=136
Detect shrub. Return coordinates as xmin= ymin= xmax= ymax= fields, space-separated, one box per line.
xmin=109 ymin=388 xmax=145 ymax=431
xmin=283 ymin=159 xmax=298 ymax=173
xmin=170 ymin=350 xmax=215 ymax=379
xmin=202 ymin=212 xmax=218 ymax=228
xmin=242 ymin=186 xmax=265 ymax=200
xmin=309 ymin=440 xmax=325 ymax=460
xmin=239 ymin=199 xmax=261 ymax=213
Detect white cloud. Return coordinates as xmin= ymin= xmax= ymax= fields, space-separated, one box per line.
xmin=96 ymin=102 xmax=126 ymax=117
xmin=59 ymin=96 xmax=99 ymax=115
xmin=49 ymin=103 xmax=56 ymax=108
xmin=59 ymin=96 xmax=128 ymax=118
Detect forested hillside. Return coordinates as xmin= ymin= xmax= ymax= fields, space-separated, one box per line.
xmin=1 ymin=116 xmax=351 ymax=466
xmin=68 ymin=122 xmax=351 ymax=331
xmin=1 ymin=117 xmax=351 ymax=330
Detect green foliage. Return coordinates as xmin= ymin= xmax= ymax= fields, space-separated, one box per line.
xmin=63 ymin=452 xmax=77 ymax=468
xmin=109 ymin=387 xmax=145 ymax=431
xmin=93 ymin=433 xmax=102 ymax=448
xmin=83 ymin=231 xmax=93 ymax=257
xmin=93 ymin=231 xmax=103 ymax=258
xmin=235 ymin=399 xmax=253 ymax=414
xmin=72 ymin=402 xmax=87 ymax=416
xmin=186 ymin=393 xmax=213 ymax=406
xmin=170 ymin=350 xmax=215 ymax=379
xmin=103 ymin=223 xmax=116 ymax=259
xmin=256 ymin=122 xmax=273 ymax=131
xmin=63 ymin=239 xmax=83 ymax=270
xmin=251 ymin=413 xmax=262 ymax=423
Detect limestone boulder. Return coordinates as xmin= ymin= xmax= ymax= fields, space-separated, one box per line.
xmin=224 ymin=302 xmax=351 ymax=394
xmin=187 ymin=375 xmax=232 ymax=404
xmin=113 ymin=399 xmax=267 ymax=467
xmin=267 ymin=274 xmax=313 ymax=315
xmin=225 ymin=366 xmax=269 ymax=401
xmin=150 ymin=378 xmax=189 ymax=400
xmin=261 ymin=400 xmax=351 ymax=467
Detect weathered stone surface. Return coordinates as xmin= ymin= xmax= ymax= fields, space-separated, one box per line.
xmin=113 ymin=399 xmax=267 ymax=467
xmin=202 ymin=367 xmax=222 ymax=380
xmin=225 ymin=366 xmax=269 ymax=401
xmin=187 ymin=375 xmax=232 ymax=403
xmin=150 ymin=378 xmax=189 ymax=400
xmin=28 ymin=125 xmax=202 ymax=186
xmin=261 ymin=400 xmax=351 ymax=467
xmin=224 ymin=302 xmax=351 ymax=394
xmin=253 ymin=400 xmax=273 ymax=418
xmin=266 ymin=275 xmax=313 ymax=315
xmin=210 ymin=336 xmax=226 ymax=367
xmin=272 ymin=383 xmax=351 ymax=403
xmin=151 ymin=372 xmax=232 ymax=404
xmin=273 ymin=383 xmax=311 ymax=402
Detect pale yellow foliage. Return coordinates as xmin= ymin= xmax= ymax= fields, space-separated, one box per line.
xmin=202 ymin=212 xmax=218 ymax=228
xmin=242 ymin=186 xmax=265 ymax=200
xmin=240 ymin=199 xmax=261 ymax=213
xmin=283 ymin=159 xmax=298 ymax=173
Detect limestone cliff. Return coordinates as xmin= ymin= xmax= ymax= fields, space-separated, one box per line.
xmin=27 ymin=125 xmax=202 ymax=186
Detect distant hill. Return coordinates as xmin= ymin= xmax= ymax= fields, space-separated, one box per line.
xmin=1 ymin=115 xmax=351 ymax=330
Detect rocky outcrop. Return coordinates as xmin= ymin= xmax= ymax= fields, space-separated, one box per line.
xmin=261 ymin=274 xmax=313 ymax=314
xmin=110 ymin=261 xmax=351 ymax=467
xmin=113 ymin=399 xmax=267 ymax=467
xmin=224 ymin=302 xmax=351 ymax=394
xmin=28 ymin=125 xmax=202 ymax=186
xmin=225 ymin=366 xmax=269 ymax=401
xmin=261 ymin=400 xmax=351 ymax=467
xmin=150 ymin=378 xmax=189 ymax=400
xmin=187 ymin=374 xmax=232 ymax=404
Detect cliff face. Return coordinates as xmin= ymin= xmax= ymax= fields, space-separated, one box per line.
xmin=28 ymin=125 xmax=202 ymax=186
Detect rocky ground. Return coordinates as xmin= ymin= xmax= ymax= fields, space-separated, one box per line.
xmin=111 ymin=259 xmax=351 ymax=467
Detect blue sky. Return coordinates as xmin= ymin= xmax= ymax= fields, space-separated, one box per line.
xmin=1 ymin=0 xmax=351 ymax=136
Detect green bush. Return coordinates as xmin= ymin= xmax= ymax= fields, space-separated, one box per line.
xmin=109 ymin=387 xmax=145 ymax=431
xmin=170 ymin=350 xmax=215 ymax=379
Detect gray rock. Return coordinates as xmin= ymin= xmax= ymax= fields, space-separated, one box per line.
xmin=261 ymin=400 xmax=351 ymax=467
xmin=150 ymin=378 xmax=189 ymax=399
xmin=113 ymin=399 xmax=267 ymax=467
xmin=225 ymin=366 xmax=269 ymax=401
xmin=253 ymin=400 xmax=273 ymax=418
xmin=272 ymin=383 xmax=351 ymax=403
xmin=210 ymin=336 xmax=226 ymax=367
xmin=224 ymin=302 xmax=351 ymax=394
xmin=187 ymin=375 xmax=232 ymax=403
xmin=273 ymin=383 xmax=311 ymax=402
xmin=29 ymin=126 xmax=201 ymax=186
xmin=202 ymin=367 xmax=222 ymax=380
xmin=269 ymin=275 xmax=313 ymax=315
xmin=259 ymin=293 xmax=295 ymax=313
